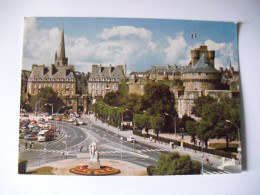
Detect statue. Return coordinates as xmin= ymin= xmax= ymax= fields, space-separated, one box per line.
xmin=89 ymin=141 xmax=97 ymax=160
xmin=88 ymin=141 xmax=100 ymax=169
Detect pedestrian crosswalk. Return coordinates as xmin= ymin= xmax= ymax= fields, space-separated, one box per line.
xmin=138 ymin=148 xmax=170 ymax=153
xmin=23 ymin=148 xmax=66 ymax=154
xmin=22 ymin=147 xmax=171 ymax=154
xmin=202 ymin=170 xmax=231 ymax=175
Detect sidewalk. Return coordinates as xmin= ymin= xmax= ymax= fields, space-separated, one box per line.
xmin=82 ymin=114 xmax=241 ymax=173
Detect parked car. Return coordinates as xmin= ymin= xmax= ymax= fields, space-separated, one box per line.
xmin=24 ymin=134 xmax=37 ymax=141
xmin=127 ymin=136 xmax=136 ymax=143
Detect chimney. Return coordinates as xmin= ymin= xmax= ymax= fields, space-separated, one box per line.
xmin=124 ymin=64 xmax=127 ymax=75
xmin=99 ymin=64 xmax=102 ymax=74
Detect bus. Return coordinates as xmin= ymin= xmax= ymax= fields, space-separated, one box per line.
xmin=38 ymin=130 xmax=51 ymax=142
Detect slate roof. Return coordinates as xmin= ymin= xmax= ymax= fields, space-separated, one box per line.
xmin=89 ymin=65 xmax=125 ymax=79
xmin=28 ymin=65 xmax=75 ymax=80
xmin=183 ymin=54 xmax=219 ymax=73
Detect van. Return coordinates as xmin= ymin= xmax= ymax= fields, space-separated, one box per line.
xmin=38 ymin=130 xmax=50 ymax=142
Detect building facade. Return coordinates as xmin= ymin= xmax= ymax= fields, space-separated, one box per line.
xmin=88 ymin=64 xmax=126 ymax=98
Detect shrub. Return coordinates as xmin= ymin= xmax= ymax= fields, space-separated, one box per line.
xmin=18 ymin=160 xmax=28 ymax=174
xmin=147 ymin=166 xmax=157 ymax=175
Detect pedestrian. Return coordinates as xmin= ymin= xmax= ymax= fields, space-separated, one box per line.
xmin=206 ymin=156 xmax=210 ymax=165
xmin=80 ymin=145 xmax=83 ymax=152
xmin=25 ymin=142 xmax=27 ymax=150
xmin=31 ymin=141 xmax=34 ymax=149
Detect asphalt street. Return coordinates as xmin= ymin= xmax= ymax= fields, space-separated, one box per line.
xmin=19 ymin=119 xmax=234 ymax=175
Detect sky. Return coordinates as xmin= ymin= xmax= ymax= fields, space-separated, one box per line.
xmin=22 ymin=17 xmax=238 ymax=73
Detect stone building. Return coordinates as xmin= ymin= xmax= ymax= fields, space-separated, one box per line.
xmin=21 ymin=70 xmax=31 ymax=94
xmin=27 ymin=26 xmax=77 ymax=97
xmin=176 ymin=46 xmax=239 ymax=118
xmin=182 ymin=53 xmax=221 ymax=90
xmin=88 ymin=64 xmax=126 ymax=98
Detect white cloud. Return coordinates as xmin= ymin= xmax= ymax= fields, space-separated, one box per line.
xmin=22 ymin=19 xmax=238 ymax=73
xmin=164 ymin=33 xmax=188 ymax=65
xmin=97 ymin=26 xmax=152 ymax=41
xmin=22 ymin=18 xmax=60 ymax=69
xmin=205 ymin=40 xmax=238 ymax=70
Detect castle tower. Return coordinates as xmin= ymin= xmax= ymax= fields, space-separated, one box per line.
xmin=55 ymin=25 xmax=68 ymax=66
xmin=191 ymin=45 xmax=215 ymax=68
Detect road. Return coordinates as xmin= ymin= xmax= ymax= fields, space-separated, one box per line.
xmin=19 ymin=119 xmax=234 ymax=175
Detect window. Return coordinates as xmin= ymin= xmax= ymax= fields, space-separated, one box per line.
xmin=39 ymin=84 xmax=41 ymax=88
xmin=71 ymin=84 xmax=73 ymax=88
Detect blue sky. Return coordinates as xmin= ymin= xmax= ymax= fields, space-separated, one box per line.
xmin=22 ymin=17 xmax=238 ymax=72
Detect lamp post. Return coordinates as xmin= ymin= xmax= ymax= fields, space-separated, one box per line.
xmin=201 ymin=153 xmax=204 ymax=174
xmin=165 ymin=113 xmax=177 ymax=139
xmin=226 ymin=120 xmax=241 ymax=165
xmin=120 ymin=137 xmax=123 ymax=160
xmin=35 ymin=100 xmax=41 ymax=115
xmin=57 ymin=106 xmax=65 ymax=130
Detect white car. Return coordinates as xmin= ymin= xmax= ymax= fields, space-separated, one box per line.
xmin=77 ymin=120 xmax=85 ymax=125
xmin=127 ymin=136 xmax=136 ymax=143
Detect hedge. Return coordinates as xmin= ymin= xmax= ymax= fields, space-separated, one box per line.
xmin=133 ymin=131 xmax=236 ymax=159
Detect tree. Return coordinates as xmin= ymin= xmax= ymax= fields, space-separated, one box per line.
xmin=196 ymin=120 xmax=215 ymax=149
xmin=103 ymin=91 xmax=123 ymax=107
xmin=29 ymin=87 xmax=64 ymax=113
xmin=150 ymin=116 xmax=164 ymax=137
xmin=215 ymin=97 xmax=240 ymax=148
xmin=148 ymin=152 xmax=201 ymax=175
xmin=143 ymin=83 xmax=176 ymax=117
xmin=186 ymin=121 xmax=197 ymax=145
xmin=192 ymin=96 xmax=215 ymax=117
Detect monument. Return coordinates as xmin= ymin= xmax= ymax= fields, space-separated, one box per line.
xmin=88 ymin=141 xmax=100 ymax=169
xmin=69 ymin=140 xmax=120 ymax=175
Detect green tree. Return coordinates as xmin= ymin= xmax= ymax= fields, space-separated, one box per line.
xmin=186 ymin=121 xmax=197 ymax=145
xmin=143 ymin=83 xmax=176 ymax=117
xmin=196 ymin=120 xmax=215 ymax=149
xmin=150 ymin=116 xmax=164 ymax=137
xmin=103 ymin=91 xmax=123 ymax=107
xmin=29 ymin=87 xmax=65 ymax=113
xmin=192 ymin=96 xmax=215 ymax=117
xmin=149 ymin=152 xmax=201 ymax=175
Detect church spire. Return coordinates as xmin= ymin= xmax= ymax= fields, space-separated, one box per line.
xmin=58 ymin=24 xmax=66 ymax=58
xmin=55 ymin=24 xmax=68 ymax=66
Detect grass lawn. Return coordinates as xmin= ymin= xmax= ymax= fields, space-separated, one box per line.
xmin=209 ymin=143 xmax=238 ymax=153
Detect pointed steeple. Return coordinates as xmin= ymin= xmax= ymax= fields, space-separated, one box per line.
xmin=55 ymin=25 xmax=68 ymax=66
xmin=58 ymin=24 xmax=66 ymax=58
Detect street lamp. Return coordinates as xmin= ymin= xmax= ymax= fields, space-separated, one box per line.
xmin=201 ymin=153 xmax=204 ymax=174
xmin=44 ymin=103 xmax=53 ymax=116
xmin=120 ymin=137 xmax=123 ymax=160
xmin=165 ymin=113 xmax=177 ymax=139
xmin=35 ymin=100 xmax=41 ymax=115
xmin=57 ymin=106 xmax=65 ymax=130
xmin=226 ymin=120 xmax=241 ymax=165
